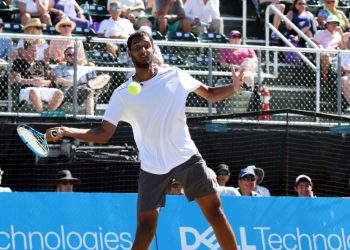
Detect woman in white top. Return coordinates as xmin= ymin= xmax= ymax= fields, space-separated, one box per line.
xmin=18 ymin=0 xmax=52 ymax=25
xmin=16 ymin=18 xmax=49 ymax=62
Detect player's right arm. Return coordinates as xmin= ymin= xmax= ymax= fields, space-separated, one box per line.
xmin=46 ymin=120 xmax=117 ymax=144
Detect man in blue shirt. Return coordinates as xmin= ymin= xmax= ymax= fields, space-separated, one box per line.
xmin=0 ymin=18 xmax=11 ymax=61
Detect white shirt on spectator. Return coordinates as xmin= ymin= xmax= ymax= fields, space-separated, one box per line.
xmin=16 ymin=39 xmax=49 ymax=61
xmin=313 ymin=29 xmax=342 ymax=49
xmin=119 ymin=0 xmax=145 ymax=17
xmin=256 ymin=185 xmax=271 ymax=197
xmin=184 ymin=0 xmax=220 ymax=23
xmin=19 ymin=0 xmax=49 ymax=13
xmin=97 ymin=17 xmax=135 ymax=38
xmin=217 ymin=186 xmax=241 ymax=196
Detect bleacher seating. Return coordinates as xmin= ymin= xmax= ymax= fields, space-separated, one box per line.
xmin=2 ymin=22 xmax=22 ymax=33
xmin=72 ymin=27 xmax=96 ymax=37
xmin=42 ymin=25 xmax=59 ymax=35
xmin=85 ymin=50 xmax=119 ymax=66
xmin=198 ymin=32 xmax=228 ymax=43
xmin=152 ymin=30 xmax=166 ymax=40
xmin=185 ymin=55 xmax=217 ymax=70
xmin=167 ymin=31 xmax=198 ymax=42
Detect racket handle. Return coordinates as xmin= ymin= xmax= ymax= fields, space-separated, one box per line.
xmin=51 ymin=130 xmax=58 ymax=137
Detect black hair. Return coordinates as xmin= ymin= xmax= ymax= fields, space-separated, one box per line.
xmin=23 ymin=40 xmax=36 ymax=50
xmin=64 ymin=46 xmax=74 ymax=55
xmin=127 ymin=31 xmax=153 ymax=50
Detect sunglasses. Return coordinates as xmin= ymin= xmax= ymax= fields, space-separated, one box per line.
xmin=64 ymin=53 xmax=74 ymax=57
xmin=297 ymin=2 xmax=307 ymax=5
xmin=33 ymin=26 xmax=43 ymax=30
xmin=229 ymin=35 xmax=242 ymax=39
xmin=217 ymin=172 xmax=229 ymax=176
xmin=241 ymin=177 xmax=256 ymax=182
xmin=326 ymin=1 xmax=335 ymax=3
xmin=110 ymin=6 xmax=121 ymax=10
xmin=60 ymin=24 xmax=72 ymax=28
xmin=60 ymin=180 xmax=73 ymax=185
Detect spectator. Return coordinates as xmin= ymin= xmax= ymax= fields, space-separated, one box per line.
xmin=55 ymin=169 xmax=81 ymax=192
xmin=18 ymin=0 xmax=52 ymax=26
xmin=215 ymin=163 xmax=230 ymax=187
xmin=237 ymin=168 xmax=261 ymax=196
xmin=0 ymin=168 xmax=12 ymax=192
xmin=52 ymin=47 xmax=110 ymax=115
xmin=11 ymin=40 xmax=63 ymax=112
xmin=116 ymin=0 xmax=152 ymax=28
xmin=183 ymin=0 xmax=223 ymax=36
xmin=253 ymin=0 xmax=285 ymax=40
xmin=317 ymin=0 xmax=349 ymax=31
xmin=48 ymin=16 xmax=90 ymax=65
xmin=154 ymin=0 xmax=191 ymax=35
xmin=245 ymin=165 xmax=271 ymax=196
xmin=286 ymin=0 xmax=317 ymax=46
xmin=294 ymin=174 xmax=315 ymax=197
xmin=208 ymin=168 xmax=241 ymax=196
xmin=98 ymin=0 xmax=135 ymax=58
xmin=312 ymin=15 xmax=345 ymax=83
xmin=340 ymin=40 xmax=350 ymax=112
xmin=218 ymin=30 xmax=258 ymax=89
xmin=48 ymin=0 xmax=90 ymax=28
xmin=46 ymin=31 xmax=244 ymax=249
xmin=16 ymin=18 xmax=49 ymax=61
xmin=167 ymin=178 xmax=185 ymax=195
xmin=0 ymin=18 xmax=11 ymax=62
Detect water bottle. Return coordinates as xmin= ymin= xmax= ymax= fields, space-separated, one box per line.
xmin=83 ymin=1 xmax=89 ymax=13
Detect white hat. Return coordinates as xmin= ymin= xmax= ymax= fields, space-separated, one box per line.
xmin=138 ymin=25 xmax=152 ymax=36
xmin=295 ymin=175 xmax=312 ymax=185
xmin=107 ymin=0 xmax=121 ymax=10
xmin=55 ymin=16 xmax=76 ymax=32
xmin=245 ymin=165 xmax=265 ymax=184
xmin=326 ymin=15 xmax=339 ymax=24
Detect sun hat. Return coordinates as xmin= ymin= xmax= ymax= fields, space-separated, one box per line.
xmin=55 ymin=169 xmax=81 ymax=184
xmin=238 ymin=168 xmax=256 ymax=179
xmin=295 ymin=174 xmax=312 ymax=185
xmin=55 ymin=16 xmax=76 ymax=32
xmin=228 ymin=30 xmax=242 ymax=38
xmin=216 ymin=164 xmax=230 ymax=175
xmin=326 ymin=15 xmax=339 ymax=24
xmin=245 ymin=165 xmax=265 ymax=184
xmin=23 ymin=18 xmax=46 ymax=30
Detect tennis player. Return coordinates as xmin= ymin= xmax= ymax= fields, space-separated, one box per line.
xmin=47 ymin=31 xmax=243 ymax=250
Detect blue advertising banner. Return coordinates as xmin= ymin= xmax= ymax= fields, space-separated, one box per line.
xmin=0 ymin=193 xmax=350 ymax=250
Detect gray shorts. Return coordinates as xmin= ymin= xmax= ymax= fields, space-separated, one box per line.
xmin=137 ymin=153 xmax=216 ymax=212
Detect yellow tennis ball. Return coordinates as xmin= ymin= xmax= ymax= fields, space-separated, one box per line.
xmin=128 ymin=81 xmax=142 ymax=95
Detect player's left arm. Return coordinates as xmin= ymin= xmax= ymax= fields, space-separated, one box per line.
xmin=193 ymin=67 xmax=244 ymax=102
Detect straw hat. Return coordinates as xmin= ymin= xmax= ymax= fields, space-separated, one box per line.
xmin=23 ymin=18 xmax=46 ymax=30
xmin=55 ymin=16 xmax=76 ymax=32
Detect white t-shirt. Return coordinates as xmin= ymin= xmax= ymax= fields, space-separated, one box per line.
xmin=216 ymin=186 xmax=241 ymax=196
xmin=184 ymin=0 xmax=220 ymax=23
xmin=256 ymin=185 xmax=271 ymax=197
xmin=103 ymin=66 xmax=203 ymax=174
xmin=19 ymin=0 xmax=49 ymax=13
xmin=97 ymin=17 xmax=135 ymax=38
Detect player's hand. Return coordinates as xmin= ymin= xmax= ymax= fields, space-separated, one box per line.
xmin=231 ymin=66 xmax=244 ymax=93
xmin=46 ymin=127 xmax=63 ymax=142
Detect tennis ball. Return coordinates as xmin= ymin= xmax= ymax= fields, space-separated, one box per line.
xmin=128 ymin=81 xmax=141 ymax=95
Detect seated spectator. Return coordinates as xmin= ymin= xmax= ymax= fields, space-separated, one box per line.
xmin=0 ymin=18 xmax=11 ymax=62
xmin=167 ymin=178 xmax=185 ymax=195
xmin=16 ymin=18 xmax=49 ymax=61
xmin=11 ymin=40 xmax=64 ymax=112
xmin=207 ymin=168 xmax=241 ymax=196
xmin=52 ymin=47 xmax=110 ymax=115
xmin=48 ymin=16 xmax=91 ymax=65
xmin=317 ymin=0 xmax=349 ymax=31
xmin=98 ymin=0 xmax=135 ymax=58
xmin=218 ymin=30 xmax=258 ymax=89
xmin=312 ymin=15 xmax=345 ymax=83
xmin=0 ymin=168 xmax=12 ymax=192
xmin=340 ymin=40 xmax=350 ymax=112
xmin=183 ymin=0 xmax=223 ymax=36
xmin=48 ymin=0 xmax=90 ymax=28
xmin=253 ymin=0 xmax=285 ymax=40
xmin=237 ymin=168 xmax=261 ymax=196
xmin=154 ymin=0 xmax=191 ymax=35
xmin=245 ymin=165 xmax=271 ymax=196
xmin=55 ymin=169 xmax=81 ymax=192
xmin=286 ymin=0 xmax=317 ymax=47
xmin=116 ymin=0 xmax=152 ymax=28
xmin=215 ymin=163 xmax=231 ymax=187
xmin=294 ymin=174 xmax=315 ymax=197
xmin=18 ymin=0 xmax=52 ymax=25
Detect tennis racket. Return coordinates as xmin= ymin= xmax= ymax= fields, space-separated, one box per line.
xmin=17 ymin=124 xmax=57 ymax=158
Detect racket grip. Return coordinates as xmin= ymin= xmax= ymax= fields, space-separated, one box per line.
xmin=51 ymin=130 xmax=58 ymax=137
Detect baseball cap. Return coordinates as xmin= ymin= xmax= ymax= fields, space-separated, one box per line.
xmin=326 ymin=15 xmax=339 ymax=24
xmin=245 ymin=165 xmax=265 ymax=184
xmin=216 ymin=164 xmax=230 ymax=175
xmin=228 ymin=30 xmax=241 ymax=38
xmin=138 ymin=25 xmax=152 ymax=36
xmin=295 ymin=174 xmax=312 ymax=184
xmin=107 ymin=0 xmax=121 ymax=10
xmin=238 ymin=168 xmax=256 ymax=179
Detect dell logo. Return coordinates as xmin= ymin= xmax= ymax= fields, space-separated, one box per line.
xmin=180 ymin=227 xmax=220 ymax=250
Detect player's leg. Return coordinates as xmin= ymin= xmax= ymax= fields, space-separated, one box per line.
xmin=196 ymin=193 xmax=238 ymax=250
xmin=132 ymin=169 xmax=170 ymax=249
xmin=132 ymin=209 xmax=159 ymax=250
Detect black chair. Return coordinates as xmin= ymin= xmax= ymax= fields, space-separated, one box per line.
xmin=2 ymin=22 xmax=22 ymax=33
xmin=85 ymin=50 xmax=119 ymax=66
xmin=84 ymin=4 xmax=109 ymax=22
xmin=185 ymin=55 xmax=217 ymax=70
xmin=162 ymin=54 xmax=188 ymax=68
xmin=42 ymin=25 xmax=59 ymax=35
xmin=167 ymin=31 xmax=198 ymax=42
xmin=198 ymin=32 xmax=228 ymax=43
xmin=72 ymin=27 xmax=96 ymax=37
xmin=152 ymin=31 xmax=166 ymax=40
